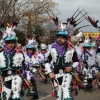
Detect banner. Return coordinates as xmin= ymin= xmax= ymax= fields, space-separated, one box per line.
xmin=83 ymin=32 xmax=100 ymax=38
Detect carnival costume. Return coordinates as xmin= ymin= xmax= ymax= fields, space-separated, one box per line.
xmin=94 ymin=36 xmax=100 ymax=88
xmin=45 ymin=30 xmax=79 ymax=100
xmin=0 ymin=25 xmax=25 ymax=100
xmin=96 ymin=36 xmax=100 ymax=71
xmin=90 ymin=43 xmax=98 ymax=78
xmin=38 ymin=43 xmax=50 ymax=83
xmin=74 ymin=32 xmax=84 ymax=58
xmin=81 ymin=41 xmax=94 ymax=90
xmin=23 ymin=42 xmax=39 ymax=99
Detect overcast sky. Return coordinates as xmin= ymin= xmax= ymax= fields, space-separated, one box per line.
xmin=52 ymin=0 xmax=100 ymax=32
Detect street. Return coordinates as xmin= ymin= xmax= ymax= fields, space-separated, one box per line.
xmin=23 ymin=75 xmax=100 ymax=100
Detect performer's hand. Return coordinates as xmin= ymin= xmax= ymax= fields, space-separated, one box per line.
xmin=41 ymin=74 xmax=45 ymax=80
xmin=49 ymin=72 xmax=55 ymax=79
xmin=98 ymin=72 xmax=100 ymax=77
xmin=65 ymin=66 xmax=73 ymax=72
xmin=26 ymin=80 xmax=33 ymax=87
xmin=0 ymin=76 xmax=2 ymax=84
xmin=82 ymin=62 xmax=86 ymax=66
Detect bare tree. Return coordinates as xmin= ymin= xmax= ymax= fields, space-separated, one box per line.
xmin=0 ymin=0 xmax=18 ymax=22
xmin=19 ymin=0 xmax=59 ymax=34
xmin=0 ymin=0 xmax=59 ymax=35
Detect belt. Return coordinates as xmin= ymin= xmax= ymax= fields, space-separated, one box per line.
xmin=55 ymin=74 xmax=64 ymax=78
xmin=4 ymin=75 xmax=13 ymax=82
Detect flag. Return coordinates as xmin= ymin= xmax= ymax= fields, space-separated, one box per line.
xmin=67 ymin=37 xmax=74 ymax=50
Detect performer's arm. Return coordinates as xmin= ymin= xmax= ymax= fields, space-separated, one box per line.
xmin=45 ymin=54 xmax=55 ymax=78
xmin=72 ymin=51 xmax=79 ymax=68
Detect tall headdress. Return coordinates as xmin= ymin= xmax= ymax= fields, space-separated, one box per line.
xmin=75 ymin=31 xmax=83 ymax=41
xmin=75 ymin=31 xmax=83 ymax=38
xmin=26 ymin=35 xmax=41 ymax=49
xmin=40 ymin=43 xmax=47 ymax=50
xmin=83 ymin=37 xmax=91 ymax=47
xmin=0 ymin=20 xmax=18 ymax=42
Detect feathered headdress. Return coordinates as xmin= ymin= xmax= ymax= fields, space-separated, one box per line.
xmin=48 ymin=7 xmax=92 ymax=49
xmin=83 ymin=11 xmax=100 ymax=31
xmin=26 ymin=35 xmax=41 ymax=48
xmin=40 ymin=43 xmax=47 ymax=50
xmin=49 ymin=7 xmax=90 ymax=36
xmin=84 ymin=37 xmax=91 ymax=44
xmin=75 ymin=31 xmax=83 ymax=42
xmin=75 ymin=31 xmax=83 ymax=38
xmin=0 ymin=20 xmax=18 ymax=40
xmin=48 ymin=15 xmax=75 ymax=49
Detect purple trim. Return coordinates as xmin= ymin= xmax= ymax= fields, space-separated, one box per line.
xmin=83 ymin=50 xmax=92 ymax=57
xmin=27 ymin=52 xmax=33 ymax=58
xmin=23 ymin=71 xmax=27 ymax=78
xmin=29 ymin=73 xmax=34 ymax=81
xmin=4 ymin=45 xmax=15 ymax=56
xmin=78 ymin=57 xmax=82 ymax=71
xmin=24 ymin=62 xmax=32 ymax=70
xmin=23 ymin=71 xmax=34 ymax=81
xmin=52 ymin=41 xmax=67 ymax=56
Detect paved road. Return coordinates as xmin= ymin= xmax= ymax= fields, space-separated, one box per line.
xmin=23 ymin=76 xmax=100 ymax=100
xmin=23 ymin=75 xmax=52 ymax=100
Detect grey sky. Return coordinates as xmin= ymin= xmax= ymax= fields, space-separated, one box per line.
xmin=53 ymin=0 xmax=100 ymax=32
